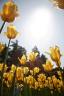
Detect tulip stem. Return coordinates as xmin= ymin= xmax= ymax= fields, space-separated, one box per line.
xmin=0 ymin=21 xmax=6 ymax=34
xmin=10 ymin=70 xmax=16 ymax=96
xmin=4 ymin=39 xmax=11 ymax=64
xmin=0 ymin=39 xmax=11 ymax=96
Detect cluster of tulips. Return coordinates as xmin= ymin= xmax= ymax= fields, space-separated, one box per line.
xmin=0 ymin=0 xmax=64 ymax=96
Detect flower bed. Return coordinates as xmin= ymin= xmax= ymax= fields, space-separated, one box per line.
xmin=0 ymin=1 xmax=64 ymax=96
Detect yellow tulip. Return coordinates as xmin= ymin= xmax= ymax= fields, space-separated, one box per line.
xmin=3 ymin=73 xmax=10 ymax=87
xmin=18 ymin=55 xmax=27 ymax=65
xmin=23 ymin=67 xmax=29 ymax=75
xmin=28 ymin=52 xmax=38 ymax=62
xmin=11 ymin=64 xmax=16 ymax=72
xmin=0 ymin=43 xmax=5 ymax=53
xmin=42 ymin=60 xmax=53 ymax=71
xmin=26 ymin=75 xmax=35 ymax=86
xmin=1 ymin=1 xmax=18 ymax=22
xmin=30 ymin=70 xmax=33 ymax=75
xmin=49 ymin=46 xmax=61 ymax=67
xmin=57 ymin=71 xmax=62 ymax=80
xmin=0 ymin=63 xmax=3 ymax=71
xmin=47 ymin=77 xmax=53 ymax=89
xmin=44 ymin=80 xmax=48 ymax=87
xmin=16 ymin=67 xmax=24 ymax=81
xmin=52 ymin=75 xmax=63 ymax=91
xmin=51 ymin=0 xmax=64 ymax=9
xmin=52 ymin=75 xmax=58 ymax=88
xmin=34 ymin=81 xmax=39 ymax=89
xmin=38 ymin=81 xmax=44 ymax=88
xmin=0 ymin=63 xmax=7 ymax=71
xmin=25 ymin=76 xmax=36 ymax=88
xmin=5 ymin=25 xmax=18 ymax=39
xmin=33 ymin=67 xmax=40 ymax=75
xmin=37 ymin=73 xmax=46 ymax=82
xmin=57 ymin=71 xmax=62 ymax=76
xmin=57 ymin=79 xmax=63 ymax=88
xmin=7 ymin=71 xmax=14 ymax=82
xmin=3 ymin=72 xmax=8 ymax=80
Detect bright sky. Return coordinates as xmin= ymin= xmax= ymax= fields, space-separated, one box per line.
xmin=0 ymin=0 xmax=64 ymax=67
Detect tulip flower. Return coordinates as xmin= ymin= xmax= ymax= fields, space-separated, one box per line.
xmin=23 ymin=67 xmax=29 ymax=75
xmin=0 ymin=1 xmax=18 ymax=34
xmin=1 ymin=1 xmax=18 ymax=22
xmin=0 ymin=43 xmax=5 ymax=53
xmin=33 ymin=67 xmax=40 ymax=75
xmin=49 ymin=46 xmax=61 ymax=67
xmin=18 ymin=55 xmax=27 ymax=65
xmin=50 ymin=0 xmax=64 ymax=9
xmin=5 ymin=25 xmax=18 ymax=39
xmin=27 ymin=52 xmax=38 ymax=62
xmin=42 ymin=60 xmax=53 ymax=71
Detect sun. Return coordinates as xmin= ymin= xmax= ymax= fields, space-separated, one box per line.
xmin=25 ymin=7 xmax=54 ymax=42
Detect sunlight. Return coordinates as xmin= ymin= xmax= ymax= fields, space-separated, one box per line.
xmin=25 ymin=7 xmax=54 ymax=42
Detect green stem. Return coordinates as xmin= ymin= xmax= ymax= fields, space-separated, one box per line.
xmin=29 ymin=87 xmax=32 ymax=96
xmin=0 ymin=21 xmax=6 ymax=34
xmin=10 ymin=70 xmax=16 ymax=96
xmin=4 ymin=39 xmax=11 ymax=64
xmin=1 ymin=39 xmax=11 ymax=96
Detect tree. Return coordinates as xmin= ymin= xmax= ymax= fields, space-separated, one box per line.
xmin=32 ymin=46 xmax=40 ymax=55
xmin=7 ymin=40 xmax=27 ymax=66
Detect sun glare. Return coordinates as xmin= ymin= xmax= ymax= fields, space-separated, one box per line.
xmin=25 ymin=7 xmax=54 ymax=42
